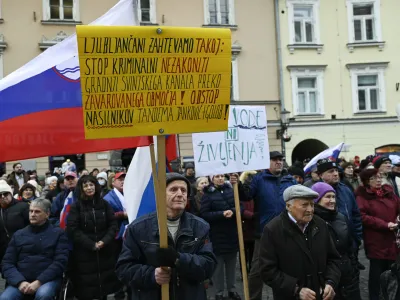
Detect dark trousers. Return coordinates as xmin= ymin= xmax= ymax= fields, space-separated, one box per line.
xmin=248 ymin=239 xmax=263 ymax=300
xmin=239 ymin=241 xmax=255 ymax=275
xmin=369 ymin=258 xmax=394 ymax=300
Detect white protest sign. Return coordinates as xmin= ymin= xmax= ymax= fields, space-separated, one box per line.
xmin=192 ymin=105 xmax=270 ymax=176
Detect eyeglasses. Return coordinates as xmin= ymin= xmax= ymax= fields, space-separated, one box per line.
xmin=369 ymin=176 xmax=382 ymax=181
xmin=0 ymin=193 xmax=10 ymax=198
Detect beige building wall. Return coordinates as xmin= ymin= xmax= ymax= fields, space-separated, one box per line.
xmin=3 ymin=0 xmax=281 ymax=173
xmin=278 ymin=0 xmax=400 ymax=162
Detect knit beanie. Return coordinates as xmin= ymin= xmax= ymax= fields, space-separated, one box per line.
xmin=373 ymin=156 xmax=391 ymax=169
xmin=311 ymin=182 xmax=336 ymax=203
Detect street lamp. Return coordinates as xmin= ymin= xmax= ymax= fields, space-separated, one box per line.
xmin=276 ymin=109 xmax=292 ymax=159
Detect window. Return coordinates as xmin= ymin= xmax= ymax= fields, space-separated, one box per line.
xmin=231 ymin=57 xmax=239 ymax=101
xmin=288 ymin=66 xmax=325 ymax=115
xmin=42 ymin=0 xmax=80 ymax=22
xmin=204 ymin=0 xmax=235 ymax=26
xmin=346 ymin=0 xmax=382 ymax=44
xmin=287 ymin=0 xmax=321 ymax=45
xmin=138 ymin=0 xmax=156 ymax=24
xmin=348 ymin=63 xmax=388 ymax=113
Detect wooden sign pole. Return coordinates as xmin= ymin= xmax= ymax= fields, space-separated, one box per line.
xmin=233 ymin=183 xmax=250 ymax=300
xmin=152 ymin=135 xmax=169 ymax=300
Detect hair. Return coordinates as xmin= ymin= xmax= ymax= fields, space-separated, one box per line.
xmin=107 ymin=173 xmax=115 ymax=190
xmin=12 ymin=162 xmax=22 ymax=169
xmin=286 ymin=199 xmax=295 ymax=208
xmin=359 ymin=168 xmax=379 ymax=186
xmin=31 ymin=197 xmax=52 ymax=214
xmin=75 ymin=175 xmax=102 ymax=202
xmin=195 ymin=176 xmax=209 ymax=188
xmin=18 ymin=183 xmax=36 ymax=197
xmin=46 ymin=176 xmax=58 ymax=186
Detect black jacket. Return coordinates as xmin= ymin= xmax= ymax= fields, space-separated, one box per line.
xmin=200 ymin=183 xmax=239 ymax=255
xmin=0 ymin=200 xmax=30 ymax=265
xmin=116 ymin=211 xmax=217 ymax=300
xmin=314 ymin=205 xmax=361 ymax=300
xmin=67 ymin=198 xmax=120 ymax=299
xmin=259 ymin=211 xmax=341 ymax=300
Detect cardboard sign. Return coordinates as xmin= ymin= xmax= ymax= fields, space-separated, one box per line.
xmin=192 ymin=106 xmax=270 ymax=176
xmin=76 ymin=25 xmax=231 ymax=139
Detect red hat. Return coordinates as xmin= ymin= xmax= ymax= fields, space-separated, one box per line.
xmin=64 ymin=171 xmax=77 ymax=178
xmin=115 ymin=172 xmax=126 ymax=180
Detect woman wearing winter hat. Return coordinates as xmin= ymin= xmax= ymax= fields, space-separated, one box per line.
xmin=96 ymin=172 xmax=109 ymax=198
xmin=356 ymin=168 xmax=400 ymax=300
xmin=312 ymin=182 xmax=361 ymax=300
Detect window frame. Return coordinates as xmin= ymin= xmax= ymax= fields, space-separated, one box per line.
xmin=204 ymin=0 xmax=236 ymax=26
xmin=42 ymin=0 xmax=80 ymax=22
xmin=289 ymin=67 xmax=325 ymax=116
xmin=137 ymin=0 xmax=157 ymax=24
xmin=231 ymin=56 xmax=239 ymax=101
xmin=287 ymin=0 xmax=321 ymax=45
xmin=346 ymin=0 xmax=382 ymax=43
xmin=348 ymin=64 xmax=387 ymax=113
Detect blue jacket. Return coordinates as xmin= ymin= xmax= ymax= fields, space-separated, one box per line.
xmin=243 ymin=170 xmax=297 ymax=237
xmin=2 ymin=221 xmax=69 ymax=286
xmin=334 ymin=183 xmax=363 ymax=245
xmin=116 ymin=211 xmax=217 ymax=300
xmin=103 ymin=190 xmax=128 ymax=239
xmin=50 ymin=189 xmax=77 ymax=227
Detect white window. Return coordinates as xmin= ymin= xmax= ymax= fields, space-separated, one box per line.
xmin=204 ymin=0 xmax=235 ymax=26
xmin=231 ymin=57 xmax=239 ymax=101
xmin=138 ymin=0 xmax=156 ymax=24
xmin=346 ymin=0 xmax=382 ymax=43
xmin=42 ymin=0 xmax=80 ymax=21
xmin=348 ymin=63 xmax=387 ymax=113
xmin=287 ymin=0 xmax=320 ymax=45
xmin=289 ymin=67 xmax=325 ymax=115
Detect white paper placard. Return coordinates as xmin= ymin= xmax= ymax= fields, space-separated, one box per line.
xmin=192 ymin=105 xmax=270 ymax=177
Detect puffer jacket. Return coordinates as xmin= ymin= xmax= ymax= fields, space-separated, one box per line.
xmin=67 ymin=197 xmax=120 ymax=299
xmin=0 ymin=200 xmax=30 ymax=265
xmin=314 ymin=205 xmax=361 ymax=300
xmin=241 ymin=170 xmax=297 ymax=237
xmin=200 ymin=183 xmax=239 ymax=255
xmin=116 ymin=211 xmax=217 ymax=300
xmin=380 ymin=262 xmax=400 ymax=300
xmin=2 ymin=221 xmax=68 ymax=286
xmin=334 ymin=183 xmax=363 ymax=245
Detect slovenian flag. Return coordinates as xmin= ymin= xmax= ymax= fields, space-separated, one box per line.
xmin=60 ymin=191 xmax=75 ymax=230
xmin=303 ymin=142 xmax=344 ymax=174
xmin=0 ymin=0 xmax=154 ymax=162
xmin=124 ymin=136 xmax=177 ymax=223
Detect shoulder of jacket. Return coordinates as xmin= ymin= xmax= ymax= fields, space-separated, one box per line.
xmin=129 ymin=212 xmax=157 ymax=228
xmin=186 ymin=212 xmax=210 ymax=230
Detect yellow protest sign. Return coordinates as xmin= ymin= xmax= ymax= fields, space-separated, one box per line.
xmin=76 ymin=26 xmax=231 ymax=139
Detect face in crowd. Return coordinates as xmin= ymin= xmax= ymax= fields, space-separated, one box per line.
xmin=166 ymin=180 xmax=188 ymax=216
xmin=320 ymin=168 xmax=339 ymax=185
xmin=212 ymin=174 xmax=225 ymax=186
xmin=286 ymin=199 xmax=314 ymax=225
xmin=344 ymin=165 xmax=354 ymax=177
xmin=14 ymin=164 xmax=23 ymax=175
xmin=196 ymin=177 xmax=209 ymax=194
xmin=64 ymin=176 xmax=77 ymax=190
xmin=318 ymin=192 xmax=336 ymax=211
xmin=270 ymin=157 xmax=283 ymax=175
xmin=379 ymin=161 xmax=392 ymax=174
xmin=113 ymin=175 xmax=125 ymax=193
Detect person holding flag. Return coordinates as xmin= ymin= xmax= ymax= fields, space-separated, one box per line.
xmin=116 ymin=172 xmax=217 ymax=300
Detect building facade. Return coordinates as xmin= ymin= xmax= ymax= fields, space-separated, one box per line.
xmin=2 ymin=0 xmax=282 ymax=174
xmin=278 ymin=0 xmax=400 ymax=164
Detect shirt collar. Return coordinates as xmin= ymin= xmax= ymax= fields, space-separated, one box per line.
xmin=287 ymin=212 xmax=309 ymax=233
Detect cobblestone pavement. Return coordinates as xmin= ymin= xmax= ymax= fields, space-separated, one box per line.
xmin=0 ymin=249 xmax=370 ymax=300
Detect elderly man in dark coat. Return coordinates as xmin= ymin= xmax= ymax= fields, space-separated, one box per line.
xmin=116 ymin=173 xmax=217 ymax=300
xmin=259 ymin=185 xmax=341 ymax=300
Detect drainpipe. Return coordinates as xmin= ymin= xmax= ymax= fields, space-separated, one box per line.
xmin=274 ymin=0 xmax=286 ymax=158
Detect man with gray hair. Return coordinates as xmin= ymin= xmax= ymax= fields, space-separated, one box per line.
xmin=0 ymin=197 xmax=69 ymax=299
xmin=259 ymin=185 xmax=340 ymax=300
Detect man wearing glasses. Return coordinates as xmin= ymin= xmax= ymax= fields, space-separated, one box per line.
xmin=230 ymin=151 xmax=297 ymax=300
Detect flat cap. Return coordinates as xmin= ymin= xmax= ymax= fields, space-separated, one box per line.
xmin=283 ymin=184 xmax=319 ymax=202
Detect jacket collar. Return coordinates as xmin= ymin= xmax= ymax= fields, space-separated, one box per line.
xmin=151 ymin=211 xmax=194 ymax=238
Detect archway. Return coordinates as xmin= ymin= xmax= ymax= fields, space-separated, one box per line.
xmin=291 ymin=139 xmax=328 ymax=165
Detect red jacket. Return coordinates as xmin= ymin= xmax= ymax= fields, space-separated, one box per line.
xmin=356 ymin=185 xmax=400 ymax=261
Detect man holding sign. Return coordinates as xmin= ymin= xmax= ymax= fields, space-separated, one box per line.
xmin=116 ymin=173 xmax=217 ymax=300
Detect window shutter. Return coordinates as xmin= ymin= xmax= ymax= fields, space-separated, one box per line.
xmin=72 ymin=0 xmax=80 ymax=21
xmin=42 ymin=0 xmax=50 ymax=20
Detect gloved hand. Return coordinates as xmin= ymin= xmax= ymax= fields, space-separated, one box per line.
xmin=156 ymin=246 xmax=180 ymax=268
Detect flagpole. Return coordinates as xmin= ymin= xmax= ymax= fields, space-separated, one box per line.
xmin=155 ymin=135 xmax=169 ymax=300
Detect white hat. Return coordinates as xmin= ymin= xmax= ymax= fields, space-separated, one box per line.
xmin=0 ymin=181 xmax=12 ymax=194
xmin=389 ymin=155 xmax=400 ymax=166
xmin=97 ymin=172 xmax=108 ymax=181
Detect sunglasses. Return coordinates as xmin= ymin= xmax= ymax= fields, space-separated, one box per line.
xmin=0 ymin=192 xmax=10 ymax=198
